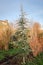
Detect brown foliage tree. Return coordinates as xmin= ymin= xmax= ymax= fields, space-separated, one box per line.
xmin=30 ymin=22 xmax=43 ymax=56
xmin=0 ymin=20 xmax=11 ymax=50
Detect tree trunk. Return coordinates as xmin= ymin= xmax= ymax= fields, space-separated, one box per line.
xmin=23 ymin=56 xmax=25 ymax=64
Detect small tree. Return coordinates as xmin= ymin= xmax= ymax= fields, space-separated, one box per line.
xmin=14 ymin=7 xmax=32 ymax=64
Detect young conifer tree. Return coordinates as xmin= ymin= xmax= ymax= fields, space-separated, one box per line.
xmin=15 ymin=6 xmax=32 ymax=64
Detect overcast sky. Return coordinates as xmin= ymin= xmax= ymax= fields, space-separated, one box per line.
xmin=0 ymin=0 xmax=43 ymax=27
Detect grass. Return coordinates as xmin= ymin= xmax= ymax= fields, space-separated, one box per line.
xmin=25 ymin=52 xmax=43 ymax=65
xmin=0 ymin=48 xmax=25 ymax=60
xmin=0 ymin=48 xmax=43 ymax=65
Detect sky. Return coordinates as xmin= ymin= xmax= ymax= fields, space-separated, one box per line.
xmin=0 ymin=0 xmax=43 ymax=27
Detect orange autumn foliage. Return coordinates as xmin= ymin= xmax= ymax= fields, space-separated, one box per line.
xmin=30 ymin=22 xmax=43 ymax=56
xmin=0 ymin=20 xmax=11 ymax=50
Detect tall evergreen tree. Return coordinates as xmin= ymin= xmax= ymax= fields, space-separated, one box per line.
xmin=15 ymin=6 xmax=32 ymax=64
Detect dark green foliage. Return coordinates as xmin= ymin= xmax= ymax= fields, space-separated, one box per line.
xmin=0 ymin=49 xmax=43 ymax=65
xmin=0 ymin=48 xmax=25 ymax=60
xmin=9 ymin=42 xmax=14 ymax=49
